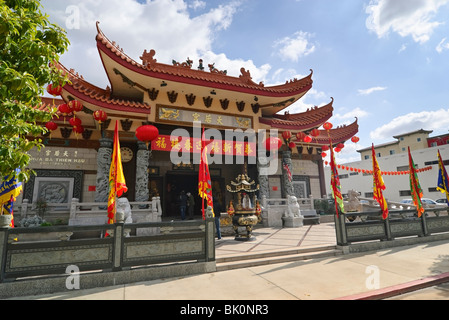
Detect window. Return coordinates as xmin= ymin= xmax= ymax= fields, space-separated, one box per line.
xmin=364 ymin=192 xmax=374 ymax=198
xmin=390 ymin=150 xmax=395 ymax=155
xmin=431 ymin=142 xmax=437 ymax=147
xmin=397 ymin=165 xmax=409 ymax=171
xmin=399 ymin=190 xmax=411 ymax=196
xmin=402 ymin=147 xmax=406 ymax=152
xmin=417 ymin=138 xmax=421 ymax=142
xmin=364 ymin=155 xmax=370 ymax=160
xmin=377 ymin=153 xmax=381 ymax=157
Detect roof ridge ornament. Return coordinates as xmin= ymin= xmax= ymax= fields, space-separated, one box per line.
xmin=140 ymin=49 xmax=157 ymax=69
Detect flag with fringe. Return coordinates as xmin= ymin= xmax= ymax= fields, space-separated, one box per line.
xmin=198 ymin=128 xmax=214 ymax=219
xmin=436 ymin=150 xmax=449 ymax=206
xmin=372 ymin=144 xmax=388 ymax=219
xmin=408 ymin=147 xmax=424 ymax=217
xmin=329 ymin=143 xmax=345 ymax=217
xmin=107 ymin=120 xmax=128 ymax=226
xmin=0 ymin=169 xmax=23 ymax=228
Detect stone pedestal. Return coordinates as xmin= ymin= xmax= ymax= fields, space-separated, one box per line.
xmin=282 ymin=216 xmax=304 ymax=228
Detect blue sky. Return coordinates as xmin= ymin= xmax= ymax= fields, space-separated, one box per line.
xmin=41 ymin=0 xmax=449 ymax=163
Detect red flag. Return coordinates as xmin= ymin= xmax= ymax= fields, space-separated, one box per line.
xmin=107 ymin=120 xmax=128 ymax=227
xmin=198 ymin=128 xmax=214 ymax=219
xmin=372 ymin=144 xmax=388 ymax=219
xmin=329 ymin=143 xmax=345 ymax=217
xmin=408 ymin=147 xmax=424 ymax=217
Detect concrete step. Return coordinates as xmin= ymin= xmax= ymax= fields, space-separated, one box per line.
xmin=215 ymin=245 xmax=342 ymax=271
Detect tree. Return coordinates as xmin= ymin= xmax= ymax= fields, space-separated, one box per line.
xmin=0 ymin=0 xmax=70 ymax=182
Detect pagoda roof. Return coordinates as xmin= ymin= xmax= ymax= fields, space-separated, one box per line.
xmin=259 ymin=98 xmax=334 ymax=131
xmin=95 ymin=22 xmax=312 ymax=116
xmin=301 ymin=118 xmax=359 ymax=146
xmin=57 ymin=63 xmax=151 ymax=115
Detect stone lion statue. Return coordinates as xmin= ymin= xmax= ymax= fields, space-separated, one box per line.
xmin=345 ymin=189 xmax=361 ymax=212
xmin=117 ymin=197 xmax=133 ymax=224
xmin=286 ymin=195 xmax=301 ymax=218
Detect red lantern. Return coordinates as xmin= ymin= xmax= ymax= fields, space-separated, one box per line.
xmin=58 ymin=104 xmax=72 ymax=117
xmin=296 ymin=132 xmax=306 ymax=141
xmin=69 ymin=100 xmax=83 ymax=114
xmin=282 ymin=131 xmax=292 ymax=141
xmin=310 ymin=128 xmax=320 ymax=137
xmin=69 ymin=117 xmax=82 ymax=127
xmin=93 ymin=110 xmax=108 ymax=124
xmin=47 ymin=83 xmax=62 ymax=96
xmin=321 ymin=145 xmax=330 ymax=151
xmin=334 ymin=147 xmax=341 ymax=153
xmin=73 ymin=125 xmax=84 ymax=134
xmin=323 ymin=122 xmax=333 ymax=131
xmin=136 ymin=125 xmax=159 ymax=146
xmin=303 ymin=135 xmax=312 ymax=143
xmin=351 ymin=136 xmax=360 ymax=143
xmin=337 ymin=143 xmax=345 ymax=149
xmin=45 ymin=121 xmax=58 ymax=131
xmin=321 ymin=152 xmax=327 ymax=158
xmin=288 ymin=141 xmax=296 ymax=149
xmin=264 ymin=137 xmax=283 ymax=151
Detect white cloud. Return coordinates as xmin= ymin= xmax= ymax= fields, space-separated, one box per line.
xmin=358 ymin=86 xmax=387 ymax=95
xmin=365 ymin=0 xmax=449 ymax=44
xmin=40 ymin=0 xmax=274 ymax=88
xmin=273 ymin=31 xmax=316 ymax=62
xmin=332 ymin=107 xmax=370 ymax=124
xmin=436 ymin=37 xmax=449 ymax=53
xmin=370 ymin=108 xmax=449 ymax=141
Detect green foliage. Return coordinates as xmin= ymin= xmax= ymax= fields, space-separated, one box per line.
xmin=0 ymin=0 xmax=69 ymax=182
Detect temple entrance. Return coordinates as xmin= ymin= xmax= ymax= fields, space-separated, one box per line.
xmin=165 ymin=172 xmax=200 ymax=218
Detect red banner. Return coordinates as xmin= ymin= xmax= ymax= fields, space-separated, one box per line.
xmin=151 ymin=135 xmax=256 ymax=157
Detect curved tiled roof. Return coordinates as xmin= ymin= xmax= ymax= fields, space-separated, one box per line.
xmin=305 ymin=118 xmax=359 ymax=145
xmin=95 ymin=22 xmax=313 ymax=98
xmin=57 ymin=63 xmax=151 ymax=114
xmin=259 ymin=98 xmax=334 ymax=130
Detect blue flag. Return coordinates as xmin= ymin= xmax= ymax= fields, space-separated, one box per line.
xmin=436 ymin=150 xmax=449 ymax=206
xmin=0 ymin=169 xmax=23 ymax=205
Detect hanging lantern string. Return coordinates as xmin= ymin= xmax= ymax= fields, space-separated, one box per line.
xmin=322 ymin=163 xmax=433 ymax=175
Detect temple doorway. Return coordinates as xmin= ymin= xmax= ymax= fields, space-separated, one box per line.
xmin=165 ymin=172 xmax=200 ymax=218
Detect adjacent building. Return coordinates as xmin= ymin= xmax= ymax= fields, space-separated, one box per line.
xmin=324 ymin=129 xmax=449 ymax=202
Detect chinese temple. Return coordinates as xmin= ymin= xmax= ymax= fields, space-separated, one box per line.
xmin=26 ymin=22 xmax=358 ymax=218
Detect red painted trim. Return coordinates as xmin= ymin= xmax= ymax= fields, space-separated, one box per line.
xmin=334 ymin=271 xmax=449 ymax=300
xmin=96 ymin=39 xmax=312 ymax=98
xmin=63 ymin=85 xmax=151 ymax=115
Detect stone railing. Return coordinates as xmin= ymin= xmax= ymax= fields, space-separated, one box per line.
xmin=260 ymin=195 xmax=318 ymax=227
xmin=0 ymin=217 xmax=216 ymax=298
xmin=334 ymin=207 xmax=449 ymax=253
xmin=17 ymin=197 xmax=162 ymax=229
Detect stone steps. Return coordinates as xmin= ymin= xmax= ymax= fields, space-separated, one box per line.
xmin=215 ymin=245 xmax=342 ymax=271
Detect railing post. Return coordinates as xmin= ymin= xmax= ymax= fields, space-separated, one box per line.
xmin=21 ymin=199 xmax=29 ymax=219
xmin=0 ymin=227 xmax=8 ymax=283
xmin=205 ymin=217 xmax=215 ymax=262
xmin=421 ymin=209 xmax=429 ymax=236
xmin=334 ymin=213 xmax=347 ymax=246
xmin=384 ymin=213 xmax=392 ymax=240
xmin=112 ymin=222 xmax=124 ymax=272
xmin=70 ymin=198 xmax=79 ymax=220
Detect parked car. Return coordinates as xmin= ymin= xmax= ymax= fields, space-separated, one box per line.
xmin=400 ymin=198 xmax=446 ymax=208
xmin=436 ymin=198 xmax=448 ymax=204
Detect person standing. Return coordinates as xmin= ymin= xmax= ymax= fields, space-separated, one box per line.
xmin=179 ymin=190 xmax=187 ymax=220
xmin=187 ymin=192 xmax=195 ymax=219
xmin=213 ymin=196 xmax=222 ymax=240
